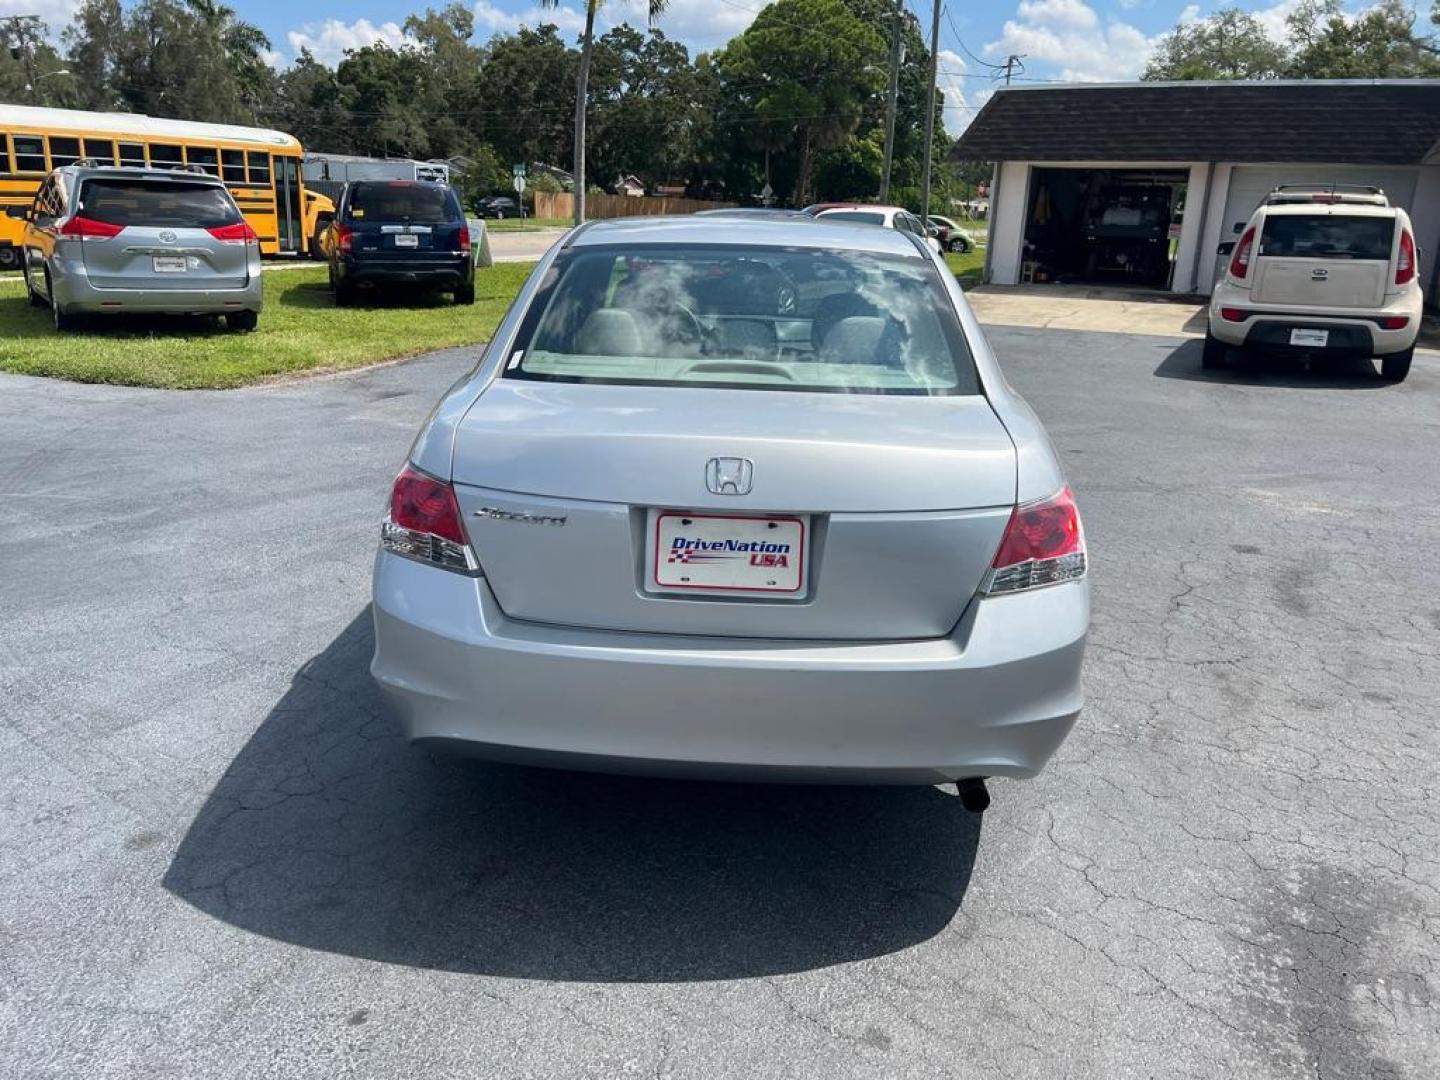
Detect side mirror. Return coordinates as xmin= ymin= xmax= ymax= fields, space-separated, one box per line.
xmin=1216 ymin=241 xmax=1235 ymax=256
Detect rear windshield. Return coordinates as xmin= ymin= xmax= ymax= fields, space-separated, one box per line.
xmin=819 ymin=211 xmax=885 ymax=226
xmin=347 ymin=183 xmax=460 ymax=223
xmin=506 ymin=245 xmax=979 ymax=396
xmin=1260 ymin=214 xmax=1395 ymax=260
xmin=76 ymin=179 xmax=241 ymax=228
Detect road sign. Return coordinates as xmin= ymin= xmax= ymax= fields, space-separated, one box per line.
xmin=513 ymin=174 xmax=526 ymax=194
xmin=512 ymin=163 xmax=526 ymax=177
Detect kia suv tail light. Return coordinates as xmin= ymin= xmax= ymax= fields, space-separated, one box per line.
xmin=381 ymin=465 xmax=481 ymax=575
xmin=58 ymin=216 xmax=124 ymax=239
xmin=1396 ymin=229 xmax=1416 ymax=286
xmin=982 ymin=487 xmax=1086 ymax=595
xmin=1229 ymin=226 xmax=1255 ymax=280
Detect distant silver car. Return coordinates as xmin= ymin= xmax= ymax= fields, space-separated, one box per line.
xmin=22 ymin=164 xmax=262 ymax=331
xmin=371 ymin=216 xmax=1089 ymax=788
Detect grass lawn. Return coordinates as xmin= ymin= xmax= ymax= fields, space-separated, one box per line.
xmin=0 ymin=263 xmax=535 ymax=390
xmin=484 ymin=217 xmax=570 ymax=231
xmin=945 ymin=248 xmax=985 ymax=288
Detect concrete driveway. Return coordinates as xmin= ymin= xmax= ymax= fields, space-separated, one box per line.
xmin=2 ymin=332 xmax=1436 ymax=1079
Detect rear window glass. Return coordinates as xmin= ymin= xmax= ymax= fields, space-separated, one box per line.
xmin=819 ymin=211 xmax=885 ymax=226
xmin=347 ymin=183 xmax=460 ymax=223
xmin=506 ymin=245 xmax=978 ymax=397
xmin=76 ymin=179 xmax=242 ymax=228
xmin=1260 ymin=215 xmax=1395 ymax=260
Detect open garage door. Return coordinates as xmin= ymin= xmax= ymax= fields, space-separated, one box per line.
xmin=1023 ymin=168 xmax=1189 ymax=289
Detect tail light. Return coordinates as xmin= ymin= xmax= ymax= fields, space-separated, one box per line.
xmin=58 ymin=215 xmax=123 ymax=239
xmin=381 ymin=465 xmax=481 ymax=575
xmin=1229 ymin=226 xmax=1255 ymax=280
xmin=207 ymin=221 xmax=258 ymax=244
xmin=1378 ymin=315 xmax=1410 ymax=331
xmin=337 ymin=224 xmax=354 ymax=252
xmin=1396 ymin=229 xmax=1415 ymax=286
xmin=982 ymin=486 xmax=1086 ymax=596
xmin=458 ymin=226 xmax=471 ymax=254
xmin=1219 ymin=307 xmax=1247 ymax=322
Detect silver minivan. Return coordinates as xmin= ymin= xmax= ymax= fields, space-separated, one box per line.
xmin=22 ymin=164 xmax=263 ymax=332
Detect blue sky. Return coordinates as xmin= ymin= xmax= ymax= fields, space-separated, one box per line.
xmin=8 ymin=0 xmax=1428 ymax=134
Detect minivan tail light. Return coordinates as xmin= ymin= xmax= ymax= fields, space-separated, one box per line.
xmin=207 ymin=221 xmax=258 ymax=243
xmin=1396 ymin=229 xmax=1415 ymax=286
xmin=1230 ymin=226 xmax=1255 ymax=280
xmin=983 ymin=486 xmax=1086 ymax=595
xmin=59 ymin=215 xmax=123 ymax=239
xmin=381 ymin=465 xmax=481 ymax=575
xmin=337 ymin=223 xmax=354 ymax=252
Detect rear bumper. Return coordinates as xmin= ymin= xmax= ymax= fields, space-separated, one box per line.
xmin=1208 ymin=286 xmax=1422 ymax=354
xmin=371 ymin=552 xmax=1088 ymax=785
xmin=49 ymin=252 xmax=262 ymax=314
xmin=338 ymin=256 xmax=471 ymax=288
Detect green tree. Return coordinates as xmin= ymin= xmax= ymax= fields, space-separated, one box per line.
xmin=537 ymin=0 xmax=669 ymax=224
xmin=1143 ymin=8 xmax=1288 ymax=80
xmin=1286 ymin=0 xmax=1440 ymax=78
xmin=475 ymin=25 xmax=578 ymax=172
xmin=716 ymin=0 xmax=885 ymax=205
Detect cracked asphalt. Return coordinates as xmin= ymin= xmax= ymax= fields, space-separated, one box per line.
xmin=2 ymin=330 xmax=1437 ymax=1079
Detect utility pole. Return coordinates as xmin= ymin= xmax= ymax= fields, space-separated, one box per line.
xmin=878 ymin=0 xmax=903 ymax=203
xmin=2 ymin=15 xmax=43 ymax=101
xmin=1001 ymin=54 xmax=1024 ymax=85
xmin=918 ymin=0 xmax=942 ymax=231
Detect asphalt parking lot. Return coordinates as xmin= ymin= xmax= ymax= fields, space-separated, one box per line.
xmin=2 ymin=330 xmax=1437 ymax=1079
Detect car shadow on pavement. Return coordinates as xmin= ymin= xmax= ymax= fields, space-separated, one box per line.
xmin=163 ymin=611 xmax=980 ymax=982
xmin=1155 ymin=339 xmax=1392 ymax=389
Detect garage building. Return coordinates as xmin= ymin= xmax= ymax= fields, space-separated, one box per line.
xmin=951 ymin=80 xmax=1440 ymax=302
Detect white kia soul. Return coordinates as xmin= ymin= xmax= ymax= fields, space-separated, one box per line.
xmin=1205 ymin=185 xmax=1423 ymax=382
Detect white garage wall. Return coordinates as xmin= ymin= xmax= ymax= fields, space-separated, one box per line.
xmin=986 ymin=161 xmax=1030 ymax=285
xmin=1220 ymin=165 xmax=1420 ymax=240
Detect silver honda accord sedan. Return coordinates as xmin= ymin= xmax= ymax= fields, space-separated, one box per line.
xmin=371 ymin=216 xmax=1088 ymax=786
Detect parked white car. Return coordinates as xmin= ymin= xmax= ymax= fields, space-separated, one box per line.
xmin=814 ymin=204 xmax=942 ymax=254
xmin=1205 ymin=185 xmax=1423 ymax=382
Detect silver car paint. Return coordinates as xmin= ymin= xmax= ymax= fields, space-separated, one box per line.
xmin=26 ymin=166 xmax=263 ymax=317
xmin=374 ymin=217 xmax=1087 ymax=783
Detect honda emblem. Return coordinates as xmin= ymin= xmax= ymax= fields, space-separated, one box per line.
xmin=705 ymin=457 xmax=754 ymax=496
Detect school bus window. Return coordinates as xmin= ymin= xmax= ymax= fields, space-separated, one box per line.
xmin=0 ymin=135 xmax=11 ymax=175
xmin=247 ymin=151 xmax=271 ymax=184
xmin=187 ymin=146 xmax=219 ymax=175
xmin=149 ymin=143 xmax=183 ymax=169
xmin=83 ymin=138 xmax=116 ymax=165
xmin=49 ymin=136 xmax=80 ymax=167
xmin=119 ymin=141 xmax=146 ymax=167
xmin=222 ymin=149 xmax=246 ymax=183
xmin=13 ymin=134 xmax=46 ymax=173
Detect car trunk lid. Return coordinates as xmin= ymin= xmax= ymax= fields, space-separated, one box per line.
xmin=75 ymin=177 xmax=250 ymax=291
xmin=450 ymin=382 xmax=1017 ymax=640
xmin=1251 ymin=211 xmax=1394 ymax=309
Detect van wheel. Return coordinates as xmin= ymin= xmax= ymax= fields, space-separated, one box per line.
xmin=1201 ymin=332 xmax=1226 ymax=369
xmin=495 ymin=210 xmax=505 ymax=220
xmin=1380 ymin=347 xmax=1413 ymax=383
xmin=25 ymin=267 xmax=45 ymax=307
xmin=228 ymin=310 xmax=259 ymax=332
xmin=334 ymin=280 xmax=353 ymax=307
xmin=455 ymin=282 xmax=475 ymax=305
xmin=48 ymin=273 xmax=75 ymax=331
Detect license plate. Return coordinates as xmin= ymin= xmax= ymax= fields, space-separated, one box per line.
xmin=152 ymin=256 xmax=187 ymax=273
xmin=651 ymin=511 xmax=807 ymax=596
xmin=1290 ymin=328 xmax=1328 ymax=348
xmin=394 ymin=234 xmax=418 ymax=248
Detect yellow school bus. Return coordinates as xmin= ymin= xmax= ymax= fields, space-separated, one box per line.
xmin=0 ymin=105 xmax=335 ymax=269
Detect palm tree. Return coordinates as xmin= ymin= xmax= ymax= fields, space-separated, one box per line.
xmin=539 ymin=0 xmax=668 ymax=225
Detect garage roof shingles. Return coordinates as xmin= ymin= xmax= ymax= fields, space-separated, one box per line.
xmin=951 ymin=80 xmax=1440 ymax=165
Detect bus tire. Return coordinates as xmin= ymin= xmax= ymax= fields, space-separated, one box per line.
xmin=310 ymin=218 xmax=332 ymax=261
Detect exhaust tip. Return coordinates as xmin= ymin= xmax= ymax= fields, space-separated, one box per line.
xmin=956 ymin=777 xmax=990 ymax=814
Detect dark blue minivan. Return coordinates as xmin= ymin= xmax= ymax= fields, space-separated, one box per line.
xmin=328 ymin=181 xmax=474 ymax=306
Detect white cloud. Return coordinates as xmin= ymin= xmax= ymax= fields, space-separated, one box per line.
xmin=473 ymin=0 xmax=587 ymax=35
xmin=616 ymin=0 xmax=766 ymax=44
xmin=286 ymin=18 xmax=412 ymax=67
xmin=1016 ymin=0 xmax=1098 ymax=30
xmin=1 ymin=0 xmax=81 ymax=40
xmin=1252 ymin=0 xmax=1303 ymax=42
xmin=261 ymin=48 xmax=286 ymax=70
xmin=985 ymin=0 xmax=1161 ymax=82
xmin=938 ymin=49 xmax=990 ymax=137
